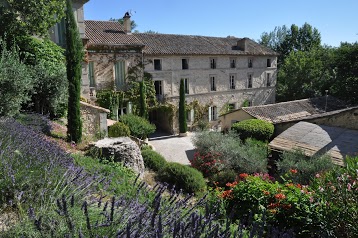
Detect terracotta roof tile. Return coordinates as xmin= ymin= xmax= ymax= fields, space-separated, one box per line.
xmin=135 ymin=33 xmax=278 ymax=56
xmin=84 ymin=20 xmax=144 ymax=46
xmin=242 ymin=96 xmax=349 ymax=124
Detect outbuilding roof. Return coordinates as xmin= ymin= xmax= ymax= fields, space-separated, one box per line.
xmin=241 ymin=96 xmax=349 ymax=124
xmin=269 ymin=121 xmax=358 ymax=166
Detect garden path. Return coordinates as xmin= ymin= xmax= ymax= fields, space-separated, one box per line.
xmin=148 ymin=132 xmax=196 ymax=165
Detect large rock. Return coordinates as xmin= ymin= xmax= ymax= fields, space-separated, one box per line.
xmin=89 ymin=137 xmax=144 ymax=176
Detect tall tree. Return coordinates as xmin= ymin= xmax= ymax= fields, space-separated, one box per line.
xmin=65 ymin=0 xmax=83 ymax=143
xmin=179 ymin=79 xmax=187 ymax=134
xmin=0 ymin=0 xmax=65 ymax=37
xmin=259 ymin=23 xmax=321 ymax=65
xmin=330 ymin=42 xmax=358 ymax=105
xmin=277 ymin=47 xmax=333 ymax=101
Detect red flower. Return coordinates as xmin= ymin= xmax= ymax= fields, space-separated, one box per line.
xmin=239 ymin=173 xmax=249 ymax=179
xmin=221 ymin=190 xmax=233 ymax=199
xmin=274 ymin=193 xmax=286 ymax=200
xmin=290 ymin=169 xmax=298 ymax=174
xmin=263 ymin=190 xmax=270 ymax=195
xmin=226 ymin=181 xmax=238 ymax=187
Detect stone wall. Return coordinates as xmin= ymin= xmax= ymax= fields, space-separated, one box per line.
xmin=81 ymin=52 xmax=142 ymax=100
xmin=80 ymin=101 xmax=109 ymax=137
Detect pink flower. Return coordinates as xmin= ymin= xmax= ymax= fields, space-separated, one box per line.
xmin=315 ymin=173 xmax=320 ymax=178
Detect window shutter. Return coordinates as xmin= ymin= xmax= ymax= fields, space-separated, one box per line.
xmin=215 ymin=107 xmax=218 ymax=121
xmin=208 ymin=106 xmax=212 ymax=121
xmin=190 ymin=109 xmax=194 ymax=122
xmin=115 ymin=61 xmax=125 ymax=90
xmin=127 ymin=101 xmax=132 ymax=114
xmin=88 ymin=62 xmax=95 ymax=87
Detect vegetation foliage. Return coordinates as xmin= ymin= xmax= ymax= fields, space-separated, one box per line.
xmin=120 ymin=114 xmax=156 ymax=139
xmin=231 ymin=119 xmax=274 ymax=142
xmin=65 ymin=0 xmax=83 ymax=143
xmin=108 ymin=121 xmax=130 ymax=138
xmin=141 ymin=149 xmax=167 ymax=172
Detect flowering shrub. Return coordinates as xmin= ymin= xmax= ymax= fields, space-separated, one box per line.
xmin=277 ymin=149 xmax=333 ymax=185
xmin=190 ymin=151 xmax=223 ymax=177
xmin=312 ymin=156 xmax=358 ymax=237
xmin=220 ymin=174 xmax=325 ymax=237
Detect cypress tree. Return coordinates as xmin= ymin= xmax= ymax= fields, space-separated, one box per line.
xmin=65 ymin=0 xmax=83 ymax=143
xmin=179 ymin=79 xmax=187 ymax=133
xmin=139 ymin=80 xmax=147 ymax=118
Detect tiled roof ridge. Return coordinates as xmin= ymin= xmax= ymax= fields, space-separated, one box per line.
xmin=135 ymin=32 xmax=243 ymax=40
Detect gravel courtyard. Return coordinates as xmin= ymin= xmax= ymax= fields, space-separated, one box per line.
xmin=148 ymin=132 xmax=196 ymax=165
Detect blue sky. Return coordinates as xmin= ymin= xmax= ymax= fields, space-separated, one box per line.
xmin=84 ymin=0 xmax=358 ymax=47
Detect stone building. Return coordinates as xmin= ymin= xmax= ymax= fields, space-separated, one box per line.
xmin=134 ymin=33 xmax=277 ymax=131
xmin=49 ymin=1 xmax=278 ymax=133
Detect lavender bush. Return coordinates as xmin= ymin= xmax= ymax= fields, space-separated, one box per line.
xmin=0 ymin=118 xmax=106 ymax=226
xmin=1 ymin=117 xmax=295 ymax=237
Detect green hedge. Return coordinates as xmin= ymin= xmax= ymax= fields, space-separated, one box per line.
xmin=108 ymin=122 xmax=130 ymax=137
xmin=141 ymin=149 xmax=167 ymax=172
xmin=156 ymin=162 xmax=206 ymax=194
xmin=232 ymin=119 xmax=274 ymax=142
xmin=120 ymin=114 xmax=156 ymax=139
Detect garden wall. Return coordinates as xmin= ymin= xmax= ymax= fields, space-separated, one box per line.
xmin=80 ymin=101 xmax=109 ymax=137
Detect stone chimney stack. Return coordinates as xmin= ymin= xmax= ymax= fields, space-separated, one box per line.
xmin=237 ymin=37 xmax=249 ymax=51
xmin=123 ymin=12 xmax=131 ymax=33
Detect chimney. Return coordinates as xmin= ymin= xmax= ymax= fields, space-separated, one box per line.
xmin=237 ymin=37 xmax=249 ymax=51
xmin=123 ymin=12 xmax=131 ymax=33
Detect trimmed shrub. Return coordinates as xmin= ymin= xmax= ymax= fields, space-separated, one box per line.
xmin=120 ymin=114 xmax=156 ymax=139
xmin=108 ymin=122 xmax=130 ymax=137
xmin=141 ymin=149 xmax=167 ymax=172
xmin=232 ymin=119 xmax=274 ymax=142
xmin=277 ymin=149 xmax=334 ymax=185
xmin=156 ymin=162 xmax=206 ymax=194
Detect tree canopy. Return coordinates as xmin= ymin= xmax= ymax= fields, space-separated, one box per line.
xmin=0 ymin=0 xmax=65 ymax=37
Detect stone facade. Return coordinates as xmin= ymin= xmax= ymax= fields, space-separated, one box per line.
xmin=80 ymin=101 xmax=109 ymax=137
xmin=146 ymin=55 xmax=276 ymax=132
xmin=81 ymin=52 xmax=142 ymax=100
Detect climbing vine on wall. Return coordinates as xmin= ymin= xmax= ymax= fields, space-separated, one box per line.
xmin=187 ymin=100 xmax=210 ymax=124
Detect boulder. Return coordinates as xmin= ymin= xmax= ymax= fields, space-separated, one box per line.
xmin=89 ymin=137 xmax=144 ymax=177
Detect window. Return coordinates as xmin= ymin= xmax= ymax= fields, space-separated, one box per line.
xmin=88 ymin=61 xmax=95 ymax=88
xmin=114 ymin=61 xmax=125 ymax=90
xmin=154 ymin=81 xmax=163 ymax=96
xmin=183 ymin=78 xmax=189 ymax=94
xmin=210 ymin=76 xmax=216 ymax=91
xmin=230 ymin=58 xmax=236 ymax=68
xmin=182 ymin=58 xmax=189 ymax=70
xmin=267 ymin=58 xmax=272 ymax=67
xmin=228 ymin=103 xmax=235 ymax=111
xmin=266 ymin=73 xmax=271 ymax=87
xmin=229 ymin=74 xmax=236 ymax=89
xmin=154 ymin=59 xmax=162 ymax=70
xmin=209 ymin=106 xmax=217 ymax=121
xmin=210 ymin=58 xmax=216 ymax=69
xmin=248 ymin=58 xmax=253 ymax=68
xmin=248 ymin=74 xmax=253 ymax=88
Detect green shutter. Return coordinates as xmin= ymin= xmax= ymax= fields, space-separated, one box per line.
xmin=115 ymin=61 xmax=125 ymax=90
xmin=88 ymin=62 xmax=95 ymax=87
